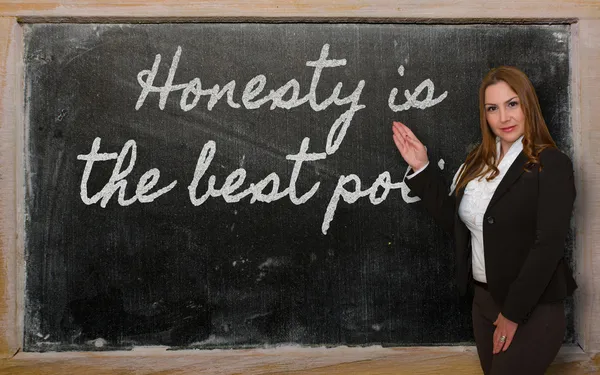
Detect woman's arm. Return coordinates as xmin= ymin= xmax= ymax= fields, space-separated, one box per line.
xmin=404 ymin=163 xmax=458 ymax=234
xmin=501 ymin=148 xmax=576 ymax=324
xmin=392 ymin=121 xmax=459 ymax=234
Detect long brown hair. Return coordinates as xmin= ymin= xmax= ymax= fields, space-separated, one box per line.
xmin=454 ymin=66 xmax=556 ymax=194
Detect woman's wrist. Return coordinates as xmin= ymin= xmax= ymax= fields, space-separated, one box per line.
xmin=411 ymin=160 xmax=429 ymax=172
xmin=406 ymin=161 xmax=430 ymax=180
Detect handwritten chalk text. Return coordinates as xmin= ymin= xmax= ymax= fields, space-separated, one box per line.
xmin=77 ymin=138 xmax=177 ymax=208
xmin=187 ymin=138 xmax=324 ymax=206
xmin=77 ymin=138 xmax=442 ymax=234
xmin=76 ymin=44 xmax=451 ymax=235
xmin=389 ymin=65 xmax=448 ymax=112
xmin=136 ymin=44 xmax=366 ymax=155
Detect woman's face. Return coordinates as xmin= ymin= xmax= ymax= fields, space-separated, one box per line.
xmin=484 ymin=81 xmax=526 ymax=153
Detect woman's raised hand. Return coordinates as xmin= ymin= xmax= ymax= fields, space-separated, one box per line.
xmin=392 ymin=121 xmax=429 ymax=171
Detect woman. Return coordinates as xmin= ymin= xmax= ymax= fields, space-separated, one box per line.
xmin=392 ymin=66 xmax=577 ymax=375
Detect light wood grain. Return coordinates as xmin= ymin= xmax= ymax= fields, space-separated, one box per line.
xmin=0 ymin=1 xmax=599 ymax=374
xmin=0 ymin=16 xmax=20 ymax=359
xmin=0 ymin=346 xmax=596 ymax=375
xmin=574 ymin=18 xmax=600 ymax=353
xmin=0 ymin=0 xmax=597 ymax=20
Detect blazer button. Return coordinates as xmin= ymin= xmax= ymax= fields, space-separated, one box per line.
xmin=486 ymin=216 xmax=495 ymax=224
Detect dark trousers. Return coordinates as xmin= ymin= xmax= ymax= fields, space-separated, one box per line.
xmin=472 ymin=284 xmax=565 ymax=375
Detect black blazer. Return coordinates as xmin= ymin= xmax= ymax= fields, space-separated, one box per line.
xmin=405 ymin=147 xmax=577 ymax=324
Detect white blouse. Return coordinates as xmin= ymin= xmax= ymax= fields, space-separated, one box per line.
xmin=407 ymin=136 xmax=524 ymax=283
xmin=457 ymin=136 xmax=524 ymax=283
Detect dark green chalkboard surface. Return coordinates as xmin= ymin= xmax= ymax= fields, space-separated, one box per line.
xmin=23 ymin=23 xmax=572 ymax=350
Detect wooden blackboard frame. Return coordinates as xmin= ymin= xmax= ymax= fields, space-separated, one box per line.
xmin=1 ymin=1 xmax=600 ymax=373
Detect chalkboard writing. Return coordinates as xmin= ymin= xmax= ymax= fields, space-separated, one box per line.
xmin=23 ymin=23 xmax=572 ymax=351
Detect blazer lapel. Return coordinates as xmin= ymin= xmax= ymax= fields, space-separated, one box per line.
xmin=487 ymin=151 xmax=528 ymax=209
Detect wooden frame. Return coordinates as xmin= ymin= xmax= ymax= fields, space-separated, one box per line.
xmin=1 ymin=1 xmax=599 ymax=373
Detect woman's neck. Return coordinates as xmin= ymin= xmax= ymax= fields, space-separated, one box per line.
xmin=498 ymin=140 xmax=514 ymax=164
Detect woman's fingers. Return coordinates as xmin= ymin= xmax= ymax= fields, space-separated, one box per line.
xmin=393 ymin=130 xmax=417 ymax=163
xmin=392 ymin=121 xmax=429 ymax=171
xmin=492 ymin=314 xmax=518 ymax=354
xmin=393 ymin=124 xmax=416 ymax=151
xmin=394 ymin=123 xmax=425 ymax=154
xmin=392 ymin=133 xmax=407 ymax=154
xmin=392 ymin=126 xmax=411 ymax=154
xmin=402 ymin=124 xmax=421 ymax=143
xmin=405 ymin=135 xmax=424 ymax=152
xmin=397 ymin=122 xmax=424 ymax=147
xmin=392 ymin=124 xmax=403 ymax=140
xmin=392 ymin=120 xmax=405 ymax=130
xmin=392 ymin=122 xmax=409 ymax=142
xmin=502 ymin=332 xmax=515 ymax=352
xmin=492 ymin=328 xmax=500 ymax=354
xmin=492 ymin=329 xmax=513 ymax=354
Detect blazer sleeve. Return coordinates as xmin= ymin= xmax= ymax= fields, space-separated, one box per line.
xmin=404 ymin=163 xmax=457 ymax=234
xmin=501 ymin=149 xmax=576 ymax=324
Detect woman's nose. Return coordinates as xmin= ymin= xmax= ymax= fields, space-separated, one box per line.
xmin=499 ymin=108 xmax=510 ymax=123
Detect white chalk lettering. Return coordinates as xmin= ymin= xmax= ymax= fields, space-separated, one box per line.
xmin=242 ymin=75 xmax=270 ymax=109
xmin=188 ymin=137 xmax=325 ymax=207
xmin=136 ymin=45 xmax=366 ymax=156
xmin=322 ymin=172 xmax=403 ymax=234
xmin=128 ymin=45 xmax=457 ymax=236
xmin=302 ymin=44 xmax=366 ymax=154
xmin=285 ymin=138 xmax=324 ymax=204
xmin=248 ymin=173 xmax=288 ymax=203
xmin=136 ymin=169 xmax=174 ymax=203
xmin=268 ymin=79 xmax=301 ymax=110
xmin=388 ymin=65 xmax=448 ymax=112
xmin=221 ymin=169 xmax=250 ymax=203
xmin=181 ymin=78 xmax=206 ymax=112
xmin=77 ymin=138 xmax=177 ymax=207
xmin=188 ymin=140 xmax=218 ymax=206
xmin=208 ymin=81 xmax=240 ymax=110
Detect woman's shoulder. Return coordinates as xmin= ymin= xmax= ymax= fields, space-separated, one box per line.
xmin=537 ymin=147 xmax=573 ymax=171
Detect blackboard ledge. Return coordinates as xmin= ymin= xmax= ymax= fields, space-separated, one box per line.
xmin=1 ymin=345 xmax=595 ymax=375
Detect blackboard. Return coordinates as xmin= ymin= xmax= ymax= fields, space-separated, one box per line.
xmin=23 ymin=23 xmax=573 ymax=351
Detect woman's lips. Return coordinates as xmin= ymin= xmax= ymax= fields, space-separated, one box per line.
xmin=502 ymin=125 xmax=517 ymax=132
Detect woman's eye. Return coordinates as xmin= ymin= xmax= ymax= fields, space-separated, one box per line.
xmin=508 ymin=101 xmax=519 ymax=108
xmin=486 ymin=106 xmax=497 ymax=112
